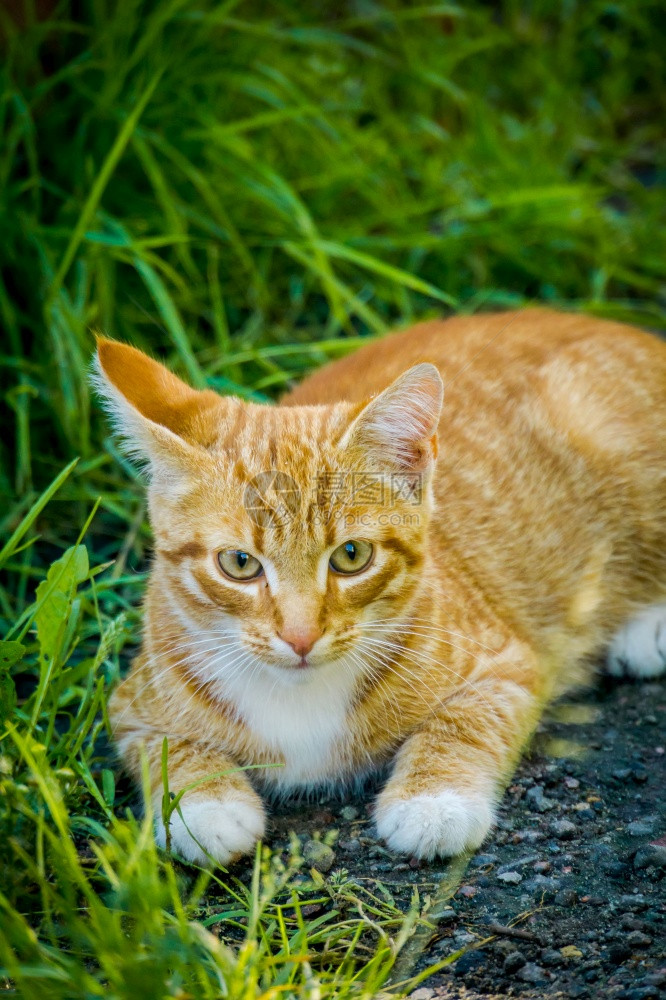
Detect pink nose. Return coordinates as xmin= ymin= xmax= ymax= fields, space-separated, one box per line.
xmin=279 ymin=627 xmax=321 ymax=658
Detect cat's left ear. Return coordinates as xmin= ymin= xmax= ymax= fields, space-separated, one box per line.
xmin=343 ymin=363 xmax=443 ymax=473
xmin=92 ymin=337 xmax=226 ymax=481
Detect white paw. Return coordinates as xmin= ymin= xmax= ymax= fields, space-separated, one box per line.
xmin=155 ymin=797 xmax=265 ymax=866
xmin=607 ymin=603 xmax=666 ymax=678
xmin=375 ymin=789 xmax=494 ymax=860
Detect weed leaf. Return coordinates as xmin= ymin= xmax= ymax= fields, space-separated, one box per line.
xmin=35 ymin=545 xmax=89 ymax=663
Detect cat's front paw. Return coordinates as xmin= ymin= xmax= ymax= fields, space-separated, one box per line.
xmin=375 ymin=789 xmax=494 ymax=860
xmin=155 ymin=797 xmax=266 ymax=866
xmin=607 ymin=603 xmax=666 ymax=678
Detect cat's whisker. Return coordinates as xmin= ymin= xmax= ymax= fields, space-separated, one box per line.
xmin=358 ymin=633 xmax=500 ymax=702
xmin=355 ymin=643 xmax=443 ymax=722
xmin=347 ymin=648 xmax=402 ymax=734
xmin=362 ymin=618 xmax=504 ymax=660
xmin=356 ymin=636 xmax=499 ymax=720
xmin=173 ymin=649 xmax=257 ymax=724
xmin=111 ymin=638 xmax=247 ymax=728
xmin=358 ymin=632 xmax=505 ymax=696
xmin=359 ymin=619 xmax=510 ymax=686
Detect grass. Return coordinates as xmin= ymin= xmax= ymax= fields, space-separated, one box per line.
xmin=0 ymin=0 xmax=664 ymax=996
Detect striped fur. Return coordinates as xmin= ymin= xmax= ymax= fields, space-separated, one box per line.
xmin=96 ymin=308 xmax=666 ymax=864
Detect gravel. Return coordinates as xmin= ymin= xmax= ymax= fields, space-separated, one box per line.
xmin=255 ymin=674 xmax=666 ymax=999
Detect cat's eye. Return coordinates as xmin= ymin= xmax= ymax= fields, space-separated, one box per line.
xmin=329 ymin=540 xmax=374 ymax=575
xmin=218 ymin=549 xmax=263 ymax=581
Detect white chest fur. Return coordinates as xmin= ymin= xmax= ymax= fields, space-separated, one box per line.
xmin=213 ymin=659 xmax=359 ymax=789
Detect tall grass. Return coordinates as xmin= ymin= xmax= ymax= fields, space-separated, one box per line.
xmin=1 ymin=0 xmax=664 ymax=995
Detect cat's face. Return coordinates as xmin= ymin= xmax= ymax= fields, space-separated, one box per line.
xmin=95 ymin=340 xmax=442 ymax=687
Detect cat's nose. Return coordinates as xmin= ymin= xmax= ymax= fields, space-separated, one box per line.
xmin=279 ymin=627 xmax=321 ymax=658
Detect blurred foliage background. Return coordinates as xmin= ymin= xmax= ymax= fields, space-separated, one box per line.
xmin=0 ymin=2 xmax=664 ymax=995
xmin=2 ymin=0 xmax=665 ymax=519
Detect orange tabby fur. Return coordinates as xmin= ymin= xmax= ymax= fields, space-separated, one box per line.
xmin=96 ymin=308 xmax=666 ymax=865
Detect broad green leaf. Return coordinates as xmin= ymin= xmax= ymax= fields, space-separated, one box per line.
xmin=0 ymin=641 xmax=23 ymax=727
xmin=35 ymin=545 xmax=89 ymax=662
xmin=0 ymin=640 xmax=25 ymax=671
xmin=102 ymin=768 xmax=115 ymax=806
xmin=0 ymin=675 xmax=17 ymax=727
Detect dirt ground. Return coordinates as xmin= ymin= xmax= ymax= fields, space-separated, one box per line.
xmin=264 ymin=674 xmax=666 ymax=999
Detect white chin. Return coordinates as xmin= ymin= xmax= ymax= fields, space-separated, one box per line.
xmin=265 ymin=661 xmax=314 ymax=685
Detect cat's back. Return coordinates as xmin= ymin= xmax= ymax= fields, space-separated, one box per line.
xmin=284 ymin=306 xmax=666 ymax=468
xmin=283 ymin=307 xmax=666 ymax=412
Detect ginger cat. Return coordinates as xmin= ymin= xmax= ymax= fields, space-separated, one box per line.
xmin=96 ymin=308 xmax=666 ymax=866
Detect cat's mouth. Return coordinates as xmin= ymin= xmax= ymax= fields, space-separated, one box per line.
xmin=274 ymin=650 xmax=334 ymax=675
xmin=280 ymin=652 xmax=315 ymax=672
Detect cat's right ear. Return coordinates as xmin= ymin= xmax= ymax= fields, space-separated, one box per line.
xmin=91 ymin=338 xmax=223 ymax=481
xmin=341 ymin=363 xmax=443 ymax=474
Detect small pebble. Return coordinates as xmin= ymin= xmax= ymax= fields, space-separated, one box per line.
xmin=620 ymin=914 xmax=648 ymax=931
xmin=457 ymin=884 xmax=477 ymax=897
xmin=454 ymin=950 xmax=487 ymax=976
xmin=645 ymin=971 xmax=666 ymax=988
xmin=613 ymin=768 xmax=632 ymax=780
xmin=626 ymin=930 xmax=653 ymax=948
xmin=517 ymin=962 xmax=547 ymax=983
xmin=634 ymin=843 xmax=666 ymax=869
xmin=627 ymin=817 xmax=657 ymax=836
xmin=340 ymin=805 xmax=359 ymax=821
xmin=618 ymin=893 xmax=648 ymax=911
xmin=608 ymin=943 xmax=631 ymax=965
xmin=454 ymin=931 xmax=477 ymax=945
xmin=513 ymin=829 xmax=544 ymax=843
xmin=503 ymin=950 xmax=526 ymax=974
xmin=408 ymin=989 xmax=434 ymax=1000
xmin=303 ymin=840 xmax=335 ymax=873
xmin=525 ymin=785 xmax=556 ymax=812
xmin=525 ymin=874 xmax=559 ymax=890
xmin=470 ymin=853 xmax=499 ymax=867
xmin=497 ymin=871 xmax=522 ymax=884
xmin=555 ymin=888 xmax=577 ymax=906
xmin=567 ymin=986 xmax=590 ymax=998
xmin=551 ymin=819 xmax=577 ymax=840
xmin=618 ymin=988 xmax=660 ymax=1000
